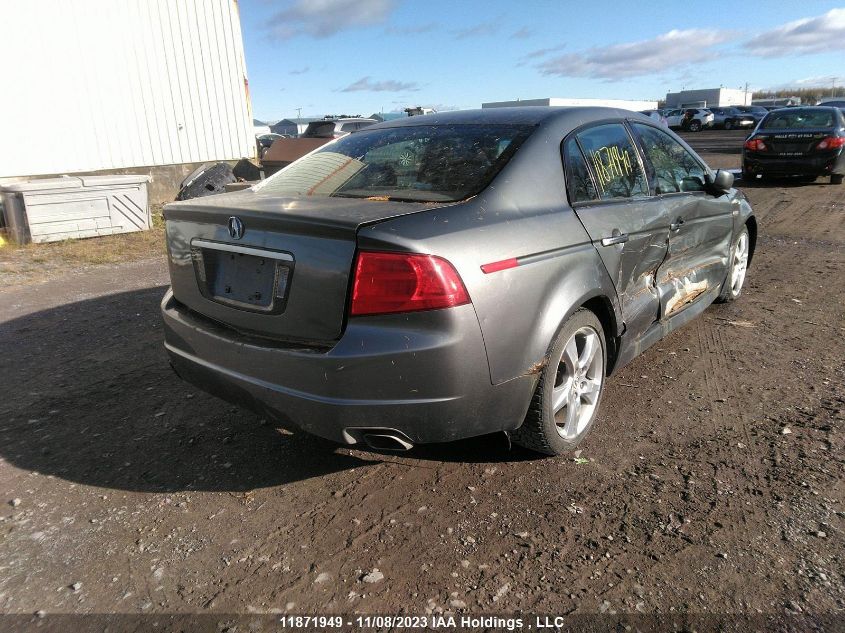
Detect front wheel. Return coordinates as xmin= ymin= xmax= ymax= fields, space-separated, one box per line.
xmin=689 ymin=120 xmax=702 ymax=132
xmin=511 ymin=309 xmax=606 ymax=456
xmin=724 ymin=120 xmax=733 ymax=130
xmin=716 ymin=226 xmax=750 ymax=303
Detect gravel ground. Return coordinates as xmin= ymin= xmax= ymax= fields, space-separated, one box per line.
xmin=0 ymin=131 xmax=843 ymax=629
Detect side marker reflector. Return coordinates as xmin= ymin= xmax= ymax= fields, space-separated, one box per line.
xmin=481 ymin=258 xmax=519 ymax=274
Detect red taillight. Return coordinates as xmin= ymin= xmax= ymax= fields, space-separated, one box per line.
xmin=816 ymin=136 xmax=845 ymax=151
xmin=744 ymin=138 xmax=767 ymax=151
xmin=350 ymin=251 xmax=470 ymax=316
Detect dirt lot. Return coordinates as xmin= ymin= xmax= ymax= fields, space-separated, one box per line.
xmin=1 ymin=130 xmax=843 ymax=627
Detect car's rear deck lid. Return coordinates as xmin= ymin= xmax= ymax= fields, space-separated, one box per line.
xmin=164 ymin=190 xmax=436 ymax=343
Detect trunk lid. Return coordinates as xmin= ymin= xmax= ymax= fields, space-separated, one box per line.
xmin=163 ymin=189 xmax=435 ymax=343
xmin=755 ymin=128 xmax=831 ymax=156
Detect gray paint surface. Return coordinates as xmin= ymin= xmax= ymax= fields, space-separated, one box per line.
xmin=161 ymin=107 xmax=755 ymax=446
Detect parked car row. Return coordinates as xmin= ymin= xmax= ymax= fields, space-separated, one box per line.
xmin=640 ymin=104 xmax=781 ymax=132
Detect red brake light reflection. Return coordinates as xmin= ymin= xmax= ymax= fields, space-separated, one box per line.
xmin=817 ymin=136 xmax=845 ymax=151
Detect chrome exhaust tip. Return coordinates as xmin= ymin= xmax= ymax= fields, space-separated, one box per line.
xmin=362 ymin=433 xmax=414 ymax=452
xmin=342 ymin=428 xmax=414 ymax=452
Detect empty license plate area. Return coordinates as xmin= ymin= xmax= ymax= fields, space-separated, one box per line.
xmin=191 ymin=239 xmax=293 ymax=314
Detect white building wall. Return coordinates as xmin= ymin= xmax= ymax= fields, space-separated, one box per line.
xmin=665 ymin=88 xmax=752 ymax=108
xmin=0 ymin=0 xmax=254 ymax=178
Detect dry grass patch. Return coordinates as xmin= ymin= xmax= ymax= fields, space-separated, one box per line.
xmin=0 ymin=207 xmax=166 ymax=285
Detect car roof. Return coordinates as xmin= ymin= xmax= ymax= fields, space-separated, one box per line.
xmin=363 ymin=106 xmax=651 ymax=131
xmin=767 ymin=105 xmax=840 ymax=113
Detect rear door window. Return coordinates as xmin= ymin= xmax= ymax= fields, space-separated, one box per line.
xmin=562 ymin=139 xmax=598 ymax=204
xmin=574 ymin=123 xmax=649 ymax=201
xmin=631 ymin=123 xmax=708 ymax=194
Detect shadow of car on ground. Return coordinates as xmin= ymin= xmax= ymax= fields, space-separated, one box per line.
xmin=0 ymin=287 xmax=538 ymax=494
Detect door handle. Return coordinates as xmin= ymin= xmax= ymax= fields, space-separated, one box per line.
xmin=670 ymin=218 xmax=685 ymax=231
xmin=601 ymin=232 xmax=629 ymax=247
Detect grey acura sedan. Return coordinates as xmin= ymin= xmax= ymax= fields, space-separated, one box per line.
xmin=161 ymin=107 xmax=756 ymax=456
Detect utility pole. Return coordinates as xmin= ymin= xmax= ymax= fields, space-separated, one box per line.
xmin=296 ymin=107 xmax=302 ymax=119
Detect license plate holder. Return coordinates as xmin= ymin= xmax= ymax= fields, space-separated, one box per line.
xmin=190 ymin=239 xmax=293 ymax=314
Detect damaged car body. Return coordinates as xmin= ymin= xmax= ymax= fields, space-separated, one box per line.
xmin=161 ymin=107 xmax=756 ymax=456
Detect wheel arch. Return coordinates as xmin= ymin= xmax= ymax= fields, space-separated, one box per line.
xmin=530 ymin=285 xmax=622 ymax=381
xmin=581 ymin=295 xmax=622 ymax=376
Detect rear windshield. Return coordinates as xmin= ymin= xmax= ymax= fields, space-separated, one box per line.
xmin=303 ymin=121 xmax=337 ymax=138
xmin=760 ymin=109 xmax=836 ymax=130
xmin=256 ymin=124 xmax=535 ymax=203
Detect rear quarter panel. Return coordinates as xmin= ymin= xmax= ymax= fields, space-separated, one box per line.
xmin=358 ymin=126 xmax=622 ymax=385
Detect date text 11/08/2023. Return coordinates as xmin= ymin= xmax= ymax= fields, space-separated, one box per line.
xmin=278 ymin=615 xmax=586 ymax=630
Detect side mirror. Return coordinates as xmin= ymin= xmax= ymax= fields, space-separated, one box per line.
xmin=679 ymin=175 xmax=706 ymax=192
xmin=708 ymin=169 xmax=734 ymax=193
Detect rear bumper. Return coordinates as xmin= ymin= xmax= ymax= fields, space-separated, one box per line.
xmin=743 ymin=151 xmax=845 ymax=176
xmin=161 ymin=290 xmax=535 ymax=445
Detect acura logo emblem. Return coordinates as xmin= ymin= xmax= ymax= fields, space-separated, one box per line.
xmin=227 ymin=216 xmax=244 ymax=240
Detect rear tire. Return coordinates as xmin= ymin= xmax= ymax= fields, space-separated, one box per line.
xmin=716 ymin=226 xmax=750 ymax=303
xmin=832 ymin=174 xmax=844 ymax=185
xmin=511 ymin=309 xmax=606 ymax=456
xmin=724 ymin=120 xmax=733 ymax=130
xmin=689 ymin=120 xmax=702 ymax=132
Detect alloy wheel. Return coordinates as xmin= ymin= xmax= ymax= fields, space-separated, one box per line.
xmin=551 ymin=326 xmax=604 ymax=440
xmin=730 ymin=232 xmax=749 ymax=296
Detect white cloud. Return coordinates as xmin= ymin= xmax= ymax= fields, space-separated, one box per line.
xmin=537 ymin=29 xmax=731 ymax=80
xmin=268 ymin=0 xmax=396 ymax=39
xmin=341 ymin=76 xmax=420 ymax=92
xmin=453 ymin=21 xmax=500 ymax=40
xmin=794 ymin=74 xmax=845 ymax=86
xmin=744 ymin=9 xmax=845 ymax=57
xmin=385 ymin=22 xmax=437 ymax=35
xmin=765 ymin=74 xmax=845 ymax=90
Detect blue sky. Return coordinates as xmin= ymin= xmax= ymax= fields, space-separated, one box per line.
xmin=239 ymin=0 xmax=845 ymax=122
